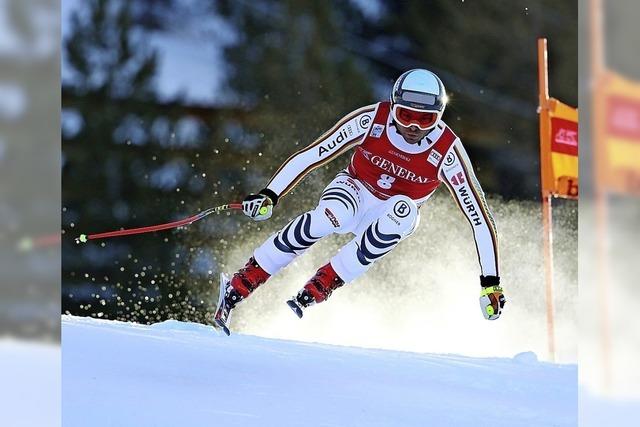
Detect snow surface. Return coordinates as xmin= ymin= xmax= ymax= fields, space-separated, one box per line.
xmin=62 ymin=315 xmax=576 ymax=427
xmin=0 ymin=340 xmax=61 ymax=427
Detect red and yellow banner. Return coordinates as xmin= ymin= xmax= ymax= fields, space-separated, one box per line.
xmin=540 ymin=98 xmax=579 ymax=199
xmin=595 ymin=71 xmax=640 ymax=195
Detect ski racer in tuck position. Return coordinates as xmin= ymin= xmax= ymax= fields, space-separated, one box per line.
xmin=215 ymin=69 xmax=505 ymax=335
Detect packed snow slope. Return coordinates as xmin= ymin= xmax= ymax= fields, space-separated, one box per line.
xmin=1 ymin=340 xmax=60 ymax=427
xmin=62 ymin=315 xmax=576 ymax=427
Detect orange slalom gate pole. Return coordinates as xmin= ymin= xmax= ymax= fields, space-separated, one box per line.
xmin=541 ymin=193 xmax=556 ymax=361
xmin=538 ymin=38 xmax=556 ymax=361
xmin=590 ymin=0 xmax=612 ymax=390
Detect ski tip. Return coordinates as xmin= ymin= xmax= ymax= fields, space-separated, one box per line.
xmin=286 ymin=299 xmax=304 ymax=319
xmin=219 ymin=272 xmax=230 ymax=285
xmin=214 ymin=318 xmax=231 ymax=336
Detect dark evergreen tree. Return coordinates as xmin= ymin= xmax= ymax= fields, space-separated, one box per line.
xmin=62 ymin=0 xmax=225 ymax=324
xmin=217 ymin=0 xmax=375 ymax=209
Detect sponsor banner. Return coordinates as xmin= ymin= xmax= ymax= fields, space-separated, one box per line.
xmin=596 ymin=71 xmax=640 ymax=195
xmin=551 ymin=118 xmax=578 ymax=156
xmin=550 ymin=152 xmax=578 ymax=197
xmin=541 ymin=98 xmax=578 ymax=199
xmin=606 ymin=137 xmax=640 ymax=169
xmin=607 ymin=95 xmax=640 ymax=141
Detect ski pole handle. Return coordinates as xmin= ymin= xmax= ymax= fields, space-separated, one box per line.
xmin=76 ymin=203 xmax=242 ymax=243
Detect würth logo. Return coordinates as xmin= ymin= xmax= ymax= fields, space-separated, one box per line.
xmin=450 ymin=171 xmax=465 ymax=186
xmin=457 ymin=186 xmax=482 ymax=227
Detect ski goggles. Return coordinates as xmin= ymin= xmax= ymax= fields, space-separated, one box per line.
xmin=391 ymin=104 xmax=440 ymax=130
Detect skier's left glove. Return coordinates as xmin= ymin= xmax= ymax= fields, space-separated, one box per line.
xmin=241 ymin=189 xmax=278 ymax=221
xmin=479 ymin=275 xmax=505 ymax=320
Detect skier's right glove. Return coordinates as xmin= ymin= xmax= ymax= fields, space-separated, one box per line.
xmin=479 ymin=275 xmax=505 ymax=320
xmin=242 ymin=189 xmax=277 ymax=221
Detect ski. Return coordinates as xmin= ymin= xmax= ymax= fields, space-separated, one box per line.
xmin=214 ymin=272 xmax=232 ymax=336
xmin=286 ymin=298 xmax=304 ymax=319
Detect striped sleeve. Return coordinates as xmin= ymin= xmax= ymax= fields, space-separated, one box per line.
xmin=265 ymin=104 xmax=377 ymax=198
xmin=439 ymin=138 xmax=500 ymax=277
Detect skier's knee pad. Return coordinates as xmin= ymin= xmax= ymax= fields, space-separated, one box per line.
xmin=316 ymin=174 xmax=362 ymax=233
xmin=269 ymin=211 xmax=324 ymax=258
xmin=349 ymin=196 xmax=417 ymax=270
xmin=378 ymin=195 xmax=419 ymax=239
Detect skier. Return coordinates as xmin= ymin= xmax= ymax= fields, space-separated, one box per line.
xmin=215 ymin=69 xmax=505 ymax=335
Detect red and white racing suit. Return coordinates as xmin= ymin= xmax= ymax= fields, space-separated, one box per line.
xmin=253 ymin=101 xmax=499 ymax=283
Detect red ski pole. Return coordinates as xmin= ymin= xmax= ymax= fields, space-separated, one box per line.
xmin=75 ymin=203 xmax=243 ymax=244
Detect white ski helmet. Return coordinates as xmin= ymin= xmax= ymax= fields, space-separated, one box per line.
xmin=390 ymin=69 xmax=447 ymax=130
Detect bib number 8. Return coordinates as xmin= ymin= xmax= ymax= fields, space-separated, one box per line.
xmin=377 ymin=173 xmax=396 ymax=190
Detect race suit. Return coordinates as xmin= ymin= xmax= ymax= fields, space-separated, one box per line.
xmin=253 ymin=101 xmax=499 ymax=283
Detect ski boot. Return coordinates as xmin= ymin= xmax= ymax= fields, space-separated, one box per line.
xmin=286 ymin=263 xmax=344 ymax=319
xmin=214 ymin=257 xmax=270 ymax=335
xmin=214 ymin=273 xmax=239 ymax=336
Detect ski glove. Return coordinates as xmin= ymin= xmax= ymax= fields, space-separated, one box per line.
xmin=479 ymin=275 xmax=505 ymax=320
xmin=242 ymin=190 xmax=275 ymax=221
